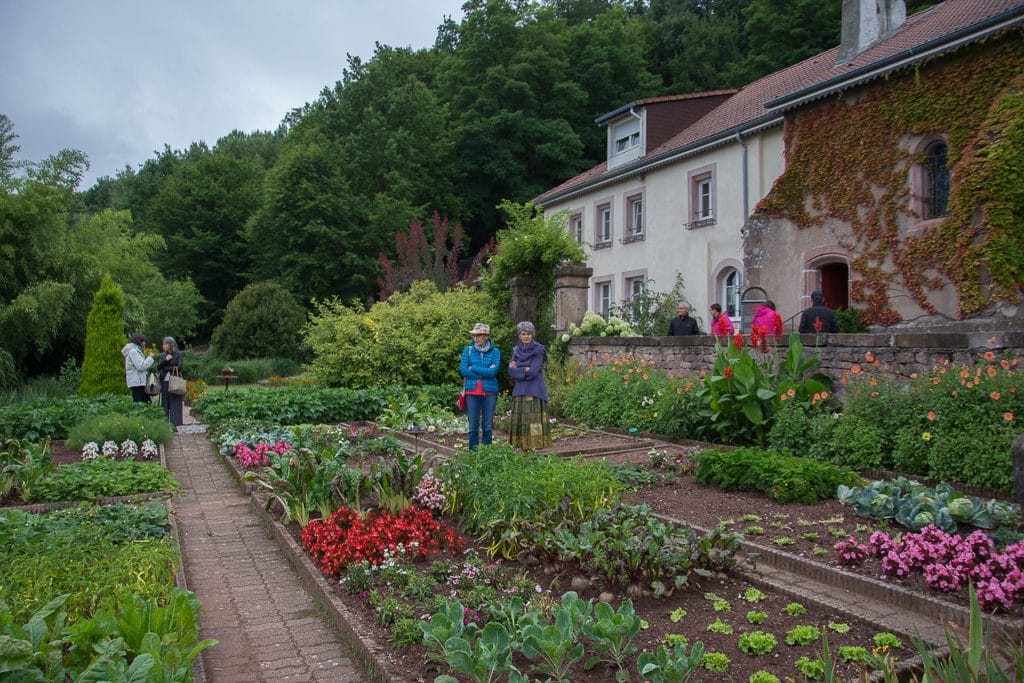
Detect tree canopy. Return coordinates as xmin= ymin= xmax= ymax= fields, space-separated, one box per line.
xmin=12 ymin=0 xmax=942 ymax=372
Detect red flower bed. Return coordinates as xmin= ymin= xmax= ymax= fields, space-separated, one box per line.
xmin=301 ymin=506 xmax=464 ymax=577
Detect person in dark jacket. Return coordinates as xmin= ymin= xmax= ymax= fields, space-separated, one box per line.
xmin=156 ymin=336 xmax=184 ymax=430
xmin=667 ymin=304 xmax=701 ymax=335
xmin=798 ymin=291 xmax=840 ymax=334
xmin=507 ymin=321 xmax=551 ymax=450
xmin=460 ymin=323 xmax=501 ymax=450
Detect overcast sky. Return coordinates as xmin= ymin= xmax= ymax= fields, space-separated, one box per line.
xmin=0 ymin=0 xmax=466 ymax=189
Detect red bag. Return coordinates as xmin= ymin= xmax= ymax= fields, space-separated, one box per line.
xmin=457 ymin=391 xmax=466 ymax=411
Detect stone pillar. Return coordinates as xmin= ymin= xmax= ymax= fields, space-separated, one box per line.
xmin=509 ymin=276 xmax=538 ymax=327
xmin=1014 ymin=434 xmax=1024 ymax=523
xmin=553 ymin=262 xmax=593 ymax=334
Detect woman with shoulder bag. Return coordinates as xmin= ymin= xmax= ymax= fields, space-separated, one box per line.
xmin=156 ymin=336 xmax=185 ymax=430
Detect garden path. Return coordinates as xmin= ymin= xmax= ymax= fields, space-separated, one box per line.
xmin=165 ymin=408 xmax=365 ymax=683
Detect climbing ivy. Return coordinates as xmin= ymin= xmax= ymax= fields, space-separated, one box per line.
xmin=756 ymin=33 xmax=1024 ymax=323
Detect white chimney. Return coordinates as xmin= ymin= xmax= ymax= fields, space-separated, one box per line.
xmin=838 ymin=0 xmax=907 ymax=62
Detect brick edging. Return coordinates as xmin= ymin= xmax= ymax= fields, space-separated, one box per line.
xmin=162 ymin=441 xmax=208 ymax=683
xmin=658 ymin=512 xmax=1019 ymax=640
xmin=215 ymin=447 xmax=407 ymax=683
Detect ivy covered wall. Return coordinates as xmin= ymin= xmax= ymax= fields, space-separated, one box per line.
xmin=748 ymin=31 xmax=1024 ymax=326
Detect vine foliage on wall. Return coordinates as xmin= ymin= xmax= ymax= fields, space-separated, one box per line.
xmin=756 ymin=32 xmax=1024 ymax=324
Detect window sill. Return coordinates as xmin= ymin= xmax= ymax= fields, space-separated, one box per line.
xmin=620 ymin=233 xmax=645 ymax=244
xmin=593 ymin=241 xmax=613 ymax=250
xmin=685 ymin=217 xmax=716 ymax=230
xmin=907 ymin=215 xmax=948 ymax=234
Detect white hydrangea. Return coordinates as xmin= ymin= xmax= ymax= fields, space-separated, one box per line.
xmin=140 ymin=439 xmax=159 ymax=459
xmin=82 ymin=442 xmax=100 ymax=461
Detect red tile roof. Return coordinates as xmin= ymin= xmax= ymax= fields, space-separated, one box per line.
xmin=536 ymin=0 xmax=1024 ymax=205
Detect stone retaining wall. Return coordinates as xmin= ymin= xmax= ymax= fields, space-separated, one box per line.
xmin=566 ymin=331 xmax=1024 ymax=383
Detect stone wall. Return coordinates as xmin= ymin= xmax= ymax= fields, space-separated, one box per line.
xmin=566 ymin=331 xmax=1024 ymax=384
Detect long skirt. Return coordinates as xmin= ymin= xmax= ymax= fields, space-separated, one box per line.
xmin=160 ymin=382 xmax=184 ymax=428
xmin=508 ymin=395 xmax=551 ymax=450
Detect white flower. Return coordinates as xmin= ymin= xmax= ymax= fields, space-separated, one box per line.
xmin=120 ymin=439 xmax=139 ymax=458
xmin=82 ymin=442 xmax=100 ymax=460
xmin=140 ymin=439 xmax=159 ymax=459
xmin=101 ymin=441 xmax=119 ymax=457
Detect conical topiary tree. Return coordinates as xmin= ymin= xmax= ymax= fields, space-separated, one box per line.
xmin=79 ymin=274 xmax=128 ymax=396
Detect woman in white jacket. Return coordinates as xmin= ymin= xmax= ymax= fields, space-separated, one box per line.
xmin=122 ymin=333 xmax=155 ymax=402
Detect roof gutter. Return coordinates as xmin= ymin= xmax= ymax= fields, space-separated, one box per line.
xmin=765 ymin=6 xmax=1024 ymax=112
xmin=538 ymin=115 xmax=783 ymax=207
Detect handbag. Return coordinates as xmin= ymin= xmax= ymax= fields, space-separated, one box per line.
xmin=167 ymin=367 xmax=187 ymax=396
xmin=144 ymin=373 xmax=161 ymax=396
xmin=457 ymin=391 xmax=466 ymax=411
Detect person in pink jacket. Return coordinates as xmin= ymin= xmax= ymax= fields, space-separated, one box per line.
xmin=750 ymin=300 xmax=783 ymax=349
xmin=709 ymin=303 xmax=735 ymax=338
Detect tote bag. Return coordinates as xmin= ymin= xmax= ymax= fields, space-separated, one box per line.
xmin=167 ymin=367 xmax=187 ymax=396
xmin=145 ymin=373 xmax=161 ymax=396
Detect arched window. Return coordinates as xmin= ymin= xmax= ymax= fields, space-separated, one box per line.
xmin=923 ymin=141 xmax=949 ymax=219
xmin=722 ymin=268 xmax=742 ymax=319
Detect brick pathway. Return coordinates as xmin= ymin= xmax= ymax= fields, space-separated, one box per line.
xmin=165 ymin=418 xmax=364 ymax=682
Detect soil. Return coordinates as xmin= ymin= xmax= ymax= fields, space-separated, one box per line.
xmin=236 ymin=426 xmax=922 ymax=682
xmin=408 ymin=428 xmax=1022 ymax=620
xmin=282 ymin=516 xmax=910 ymax=683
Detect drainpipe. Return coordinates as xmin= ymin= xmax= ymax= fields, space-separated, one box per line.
xmin=734 ymin=131 xmax=749 ymax=218
xmin=735 ymin=130 xmax=749 ymax=332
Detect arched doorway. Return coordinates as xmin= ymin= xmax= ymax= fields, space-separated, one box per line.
xmin=819 ymin=262 xmax=849 ymax=310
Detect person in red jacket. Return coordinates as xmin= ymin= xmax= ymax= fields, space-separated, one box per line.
xmin=709 ymin=303 xmax=735 ymax=338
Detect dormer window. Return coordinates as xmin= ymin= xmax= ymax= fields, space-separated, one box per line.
xmin=608 ymin=116 xmax=642 ymax=169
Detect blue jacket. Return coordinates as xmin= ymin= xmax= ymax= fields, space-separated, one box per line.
xmin=460 ymin=341 xmax=500 ymax=394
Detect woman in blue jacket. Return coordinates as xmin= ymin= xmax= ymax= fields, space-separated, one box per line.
xmin=460 ymin=322 xmax=501 ymax=450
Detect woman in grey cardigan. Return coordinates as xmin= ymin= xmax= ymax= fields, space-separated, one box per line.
xmin=507 ymin=321 xmax=551 ymax=450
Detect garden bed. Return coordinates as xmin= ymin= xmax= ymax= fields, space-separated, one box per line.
xmin=269 ymin=502 xmax=913 ymax=682
xmin=382 ymin=425 xmax=1024 ymax=627
xmin=220 ymin=446 xmax=921 ymax=682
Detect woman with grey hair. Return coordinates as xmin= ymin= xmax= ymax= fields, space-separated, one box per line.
xmin=155 ymin=336 xmax=184 ymax=429
xmin=507 ymin=321 xmax=551 ymax=449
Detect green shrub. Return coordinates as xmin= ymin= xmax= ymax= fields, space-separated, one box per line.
xmin=562 ymin=353 xmax=711 ymax=440
xmin=890 ymin=425 xmax=932 ymax=474
xmin=808 ymin=413 xmax=885 ymax=470
xmin=836 ymin=353 xmax=1022 ymax=491
xmin=78 ymin=275 xmax=128 ymax=397
xmin=211 ymin=281 xmax=307 ymax=361
xmin=66 ymin=412 xmax=174 ymax=449
xmin=0 ymin=395 xmax=163 ymax=441
xmin=305 ymin=281 xmax=511 ymax=388
xmin=695 ymin=447 xmax=862 ymax=504
xmin=836 ymin=307 xmax=869 ymax=333
xmin=189 ymin=383 xmax=425 ymax=428
xmin=767 ymin=400 xmax=816 ymax=456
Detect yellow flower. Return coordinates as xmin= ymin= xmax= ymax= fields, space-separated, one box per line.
xmin=922 ymin=432 xmax=932 ymax=442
